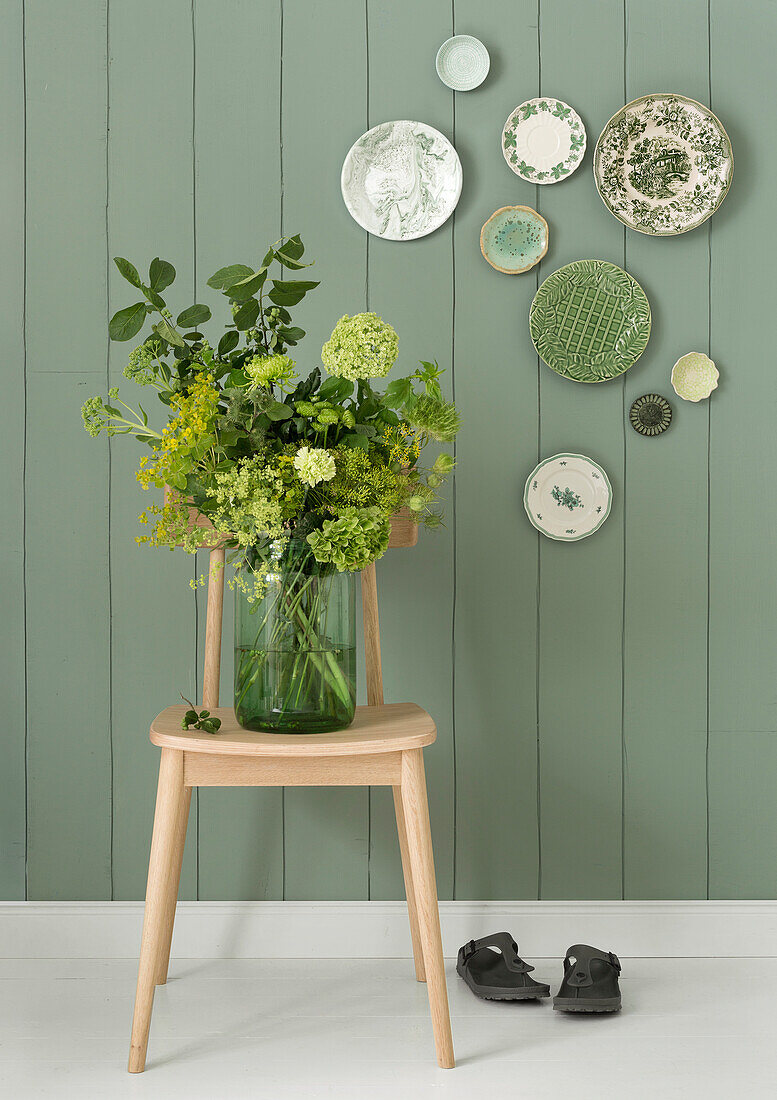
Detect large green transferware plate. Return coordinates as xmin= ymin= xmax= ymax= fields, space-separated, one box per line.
xmin=594 ymin=93 xmax=733 ymax=236
xmin=529 ymin=259 xmax=651 ymax=383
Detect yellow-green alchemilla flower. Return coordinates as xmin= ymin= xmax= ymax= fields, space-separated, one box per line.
xmin=321 ymin=312 xmax=398 ymax=381
xmin=245 ymin=353 xmax=296 ymax=389
xmin=293 ymin=446 xmax=336 ymax=487
xmin=123 ymin=343 xmax=157 ymax=385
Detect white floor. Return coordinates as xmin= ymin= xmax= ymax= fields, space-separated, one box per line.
xmin=0 ymin=956 xmax=773 ymax=1098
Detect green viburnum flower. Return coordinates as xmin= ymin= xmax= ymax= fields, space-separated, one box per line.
xmin=307 ymin=506 xmax=390 ymax=572
xmin=245 ymin=353 xmax=296 ymax=388
xmin=321 ymin=312 xmax=399 ymax=381
xmin=123 ymin=343 xmax=157 ymax=385
xmin=405 ymin=394 xmax=460 ymax=443
xmin=81 ymin=388 xmax=120 ymax=437
xmin=293 ymin=446 xmax=336 ymax=487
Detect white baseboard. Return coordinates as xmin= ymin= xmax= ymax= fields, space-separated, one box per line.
xmin=1 ymin=900 xmax=775 ymax=959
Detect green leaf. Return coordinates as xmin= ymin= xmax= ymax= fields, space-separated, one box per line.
xmin=265 ymin=401 xmax=293 ymax=421
xmin=143 ymin=286 xmax=166 ymax=310
xmin=282 ymin=234 xmax=305 ymax=260
xmin=149 ymin=258 xmax=176 ymax=291
xmin=261 ymin=249 xmax=275 ymax=268
xmin=382 ymin=378 xmax=413 ymax=408
xmin=318 ymin=376 xmax=353 ymax=401
xmin=277 ymin=325 xmax=305 ymax=342
xmin=226 ymin=270 xmax=266 ymax=301
xmin=273 ymin=279 xmax=319 ymax=293
xmin=177 ymin=303 xmax=211 ymax=328
xmin=207 ymin=263 xmax=253 ymax=290
xmin=182 ymin=331 xmax=204 ymax=342
xmin=113 ymin=257 xmax=142 ymax=288
xmin=233 ymin=298 xmax=259 ymax=330
xmin=227 ymin=368 xmax=248 ymax=387
xmin=342 ymin=433 xmax=370 ymax=450
xmin=218 ymin=330 xmax=239 ymax=356
xmin=153 ymin=317 xmax=185 ymax=348
xmin=109 ymin=302 xmax=147 ymax=341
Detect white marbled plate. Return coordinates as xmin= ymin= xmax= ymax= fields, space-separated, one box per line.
xmin=341 ymin=120 xmax=462 ymax=241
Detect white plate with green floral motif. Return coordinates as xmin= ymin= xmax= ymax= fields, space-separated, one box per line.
xmin=594 ymin=93 xmax=733 ymax=235
xmin=502 ymin=98 xmax=586 ymax=184
xmin=341 ymin=120 xmax=462 ymax=241
xmin=524 ymin=453 xmax=612 ymax=541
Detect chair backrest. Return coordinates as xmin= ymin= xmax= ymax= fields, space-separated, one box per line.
xmin=174 ymin=499 xmax=418 ymax=710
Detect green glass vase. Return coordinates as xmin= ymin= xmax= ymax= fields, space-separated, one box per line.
xmin=234 ymin=538 xmax=356 ymax=734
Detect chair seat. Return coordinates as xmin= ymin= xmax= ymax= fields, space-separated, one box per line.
xmin=150 ymin=702 xmax=436 ymax=756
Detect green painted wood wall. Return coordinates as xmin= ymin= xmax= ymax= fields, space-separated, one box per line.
xmin=4 ymin=0 xmax=776 ymax=901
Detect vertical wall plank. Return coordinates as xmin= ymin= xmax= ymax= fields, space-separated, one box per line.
xmin=108 ymin=0 xmax=199 ymax=900
xmin=536 ymin=0 xmax=626 ymax=899
xmin=452 ymin=0 xmax=540 ymax=900
xmin=366 ymin=0 xmax=456 ymax=901
xmin=621 ymin=0 xmax=710 ymax=898
xmin=24 ymin=0 xmax=112 ymax=898
xmin=0 ymin=0 xmax=26 ymax=898
xmin=281 ymin=0 xmax=370 ymax=899
xmin=194 ymin=0 xmax=285 ymax=900
xmin=708 ymin=2 xmax=777 ymax=896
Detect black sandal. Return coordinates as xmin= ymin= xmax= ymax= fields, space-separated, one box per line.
xmin=457 ymin=932 xmax=550 ymax=1001
xmin=553 ymin=944 xmax=622 ymax=1013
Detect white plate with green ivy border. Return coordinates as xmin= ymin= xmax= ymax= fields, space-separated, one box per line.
xmin=524 ymin=453 xmax=612 ymax=542
xmin=594 ymin=93 xmax=733 ymax=236
xmin=502 ymin=98 xmax=586 ymax=184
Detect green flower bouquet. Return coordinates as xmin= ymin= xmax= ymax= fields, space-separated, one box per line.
xmin=83 ymin=236 xmax=458 ymax=732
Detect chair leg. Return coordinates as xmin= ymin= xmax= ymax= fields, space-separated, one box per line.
xmin=399 ymin=749 xmax=455 ymax=1070
xmin=128 ymin=749 xmax=187 ymax=1073
xmin=154 ymin=785 xmax=192 ymax=985
xmin=392 ymin=785 xmax=426 ymax=982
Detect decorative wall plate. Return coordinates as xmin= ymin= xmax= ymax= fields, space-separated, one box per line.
xmin=629 ymin=393 xmax=672 ymax=436
xmin=502 ymin=98 xmax=586 ymax=183
xmin=671 ymin=351 xmax=719 ymax=401
xmin=529 ymin=260 xmax=651 ymax=382
xmin=524 ymin=453 xmax=612 ymax=542
xmin=480 ymin=206 xmax=548 ymax=274
xmin=341 ymin=120 xmax=462 ymax=241
xmin=435 ymin=35 xmax=490 ymax=91
xmin=594 ymin=93 xmax=733 ymax=236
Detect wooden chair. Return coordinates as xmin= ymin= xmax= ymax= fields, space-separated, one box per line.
xmin=128 ymin=516 xmax=455 ymax=1072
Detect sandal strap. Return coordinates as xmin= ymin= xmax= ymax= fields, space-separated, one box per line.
xmin=563 ymin=944 xmax=621 ymax=987
xmin=460 ymin=932 xmax=535 ymax=973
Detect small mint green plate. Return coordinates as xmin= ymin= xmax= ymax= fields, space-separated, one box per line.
xmin=480 ymin=206 xmax=549 ymax=274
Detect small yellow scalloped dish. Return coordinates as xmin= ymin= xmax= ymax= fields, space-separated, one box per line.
xmin=671 ymin=352 xmax=719 ymax=402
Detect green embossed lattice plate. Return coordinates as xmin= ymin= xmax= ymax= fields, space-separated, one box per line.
xmin=529 ymin=259 xmax=651 ymax=383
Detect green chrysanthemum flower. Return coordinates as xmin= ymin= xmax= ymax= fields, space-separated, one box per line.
xmin=294 ymin=400 xmax=317 ymax=417
xmin=245 ymin=353 xmax=296 ymax=388
xmin=405 ymin=394 xmax=461 ymax=443
xmin=293 ymin=446 xmax=336 ymax=487
xmin=321 ymin=313 xmax=399 ymax=381
xmin=314 ymin=408 xmax=339 ymax=427
xmin=307 ymin=506 xmax=390 ymax=572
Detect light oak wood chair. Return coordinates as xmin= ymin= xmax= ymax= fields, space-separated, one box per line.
xmin=128 ymin=515 xmax=455 ymax=1072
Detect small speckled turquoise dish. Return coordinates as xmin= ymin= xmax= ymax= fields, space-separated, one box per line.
xmin=480 ymin=206 xmax=549 ymax=274
xmin=435 ymin=35 xmax=490 ymax=91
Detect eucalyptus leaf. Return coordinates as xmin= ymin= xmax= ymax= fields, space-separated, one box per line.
xmin=233 ymin=298 xmax=259 ymax=330
xmin=218 ymin=330 xmax=239 ymax=356
xmin=143 ymin=286 xmax=167 ymax=310
xmin=153 ymin=317 xmax=185 ymax=348
xmin=149 ymin=258 xmax=176 ymax=291
xmin=177 ymin=303 xmax=211 ymax=328
xmin=109 ymin=302 xmax=147 ymax=341
xmin=207 ymin=263 xmax=253 ymax=290
xmin=227 ymin=270 xmax=266 ymax=301
xmin=281 ymin=235 xmax=305 ymax=260
xmin=113 ymin=257 xmax=142 ymax=288
xmin=265 ymin=401 xmax=293 ymax=421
